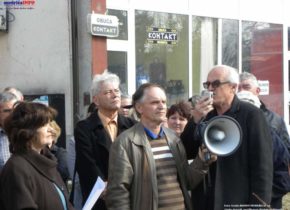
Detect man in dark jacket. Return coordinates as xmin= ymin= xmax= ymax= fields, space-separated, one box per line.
xmin=74 ymin=71 xmax=136 ymax=210
xmin=239 ymin=72 xmax=290 ymax=153
xmin=239 ymin=72 xmax=290 ymax=208
xmin=181 ymin=65 xmax=273 ymax=210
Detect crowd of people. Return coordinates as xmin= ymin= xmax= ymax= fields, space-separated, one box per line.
xmin=0 ymin=65 xmax=289 ymax=210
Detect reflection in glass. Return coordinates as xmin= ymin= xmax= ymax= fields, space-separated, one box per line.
xmin=222 ymin=19 xmax=239 ymax=68
xmin=108 ymin=51 xmax=128 ymax=94
xmin=107 ymin=9 xmax=128 ymax=40
xmin=242 ymin=21 xmax=283 ymax=115
xmin=192 ymin=16 xmax=218 ymax=95
xmin=288 ymin=27 xmax=290 ymax=51
xmin=135 ymin=10 xmax=189 ymax=105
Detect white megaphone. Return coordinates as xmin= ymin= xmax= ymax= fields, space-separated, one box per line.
xmin=202 ymin=115 xmax=242 ymax=158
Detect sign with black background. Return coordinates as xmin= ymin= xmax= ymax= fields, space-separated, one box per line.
xmin=147 ymin=27 xmax=178 ymax=44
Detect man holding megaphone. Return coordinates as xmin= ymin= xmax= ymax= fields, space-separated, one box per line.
xmin=181 ymin=65 xmax=273 ymax=210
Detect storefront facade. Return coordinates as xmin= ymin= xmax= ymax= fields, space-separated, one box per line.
xmin=1 ymin=0 xmax=288 ymax=140
xmin=75 ymin=0 xmax=290 ymax=128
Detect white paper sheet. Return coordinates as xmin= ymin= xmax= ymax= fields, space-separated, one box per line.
xmin=82 ymin=177 xmax=106 ymax=210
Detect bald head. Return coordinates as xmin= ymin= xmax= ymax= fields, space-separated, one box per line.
xmin=209 ymin=65 xmax=239 ymax=86
xmin=206 ymin=65 xmax=239 ymax=114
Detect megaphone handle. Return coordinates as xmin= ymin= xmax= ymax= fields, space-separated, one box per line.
xmin=204 ymin=152 xmax=211 ymax=162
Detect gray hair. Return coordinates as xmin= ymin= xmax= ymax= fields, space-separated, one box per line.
xmin=211 ymin=65 xmax=239 ymax=85
xmin=0 ymin=91 xmax=18 ymax=103
xmin=3 ymin=87 xmax=23 ymax=101
xmin=239 ymin=72 xmax=259 ymax=87
xmin=121 ymin=94 xmax=131 ymax=100
xmin=90 ymin=70 xmax=120 ymax=97
xmin=132 ymin=83 xmax=164 ymax=118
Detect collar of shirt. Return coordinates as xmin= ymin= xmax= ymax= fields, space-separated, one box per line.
xmin=98 ymin=110 xmax=118 ymax=141
xmin=98 ymin=110 xmax=118 ymax=126
xmin=144 ymin=126 xmax=165 ymax=140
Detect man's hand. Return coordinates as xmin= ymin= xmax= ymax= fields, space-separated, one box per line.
xmin=192 ymin=97 xmax=214 ymax=123
xmin=198 ymin=144 xmax=217 ymax=164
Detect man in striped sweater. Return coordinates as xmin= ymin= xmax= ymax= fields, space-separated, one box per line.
xmin=106 ymin=83 xmax=215 ymax=210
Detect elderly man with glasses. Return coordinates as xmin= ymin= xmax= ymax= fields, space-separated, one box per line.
xmin=181 ymin=65 xmax=273 ymax=210
xmin=74 ymin=71 xmax=136 ymax=210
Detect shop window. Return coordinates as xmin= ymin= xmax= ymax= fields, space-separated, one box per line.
xmin=288 ymin=60 xmax=290 ymax=124
xmin=135 ymin=10 xmax=189 ymax=105
xmin=191 ymin=16 xmax=218 ymax=95
xmin=191 ymin=17 xmax=239 ymax=96
xmin=288 ymin=27 xmax=290 ymax=51
xmin=242 ymin=21 xmax=283 ymax=115
xmin=288 ymin=28 xmax=290 ymax=123
xmin=222 ymin=19 xmax=239 ymax=69
xmin=107 ymin=9 xmax=128 ymax=40
xmin=108 ymin=51 xmax=128 ymax=94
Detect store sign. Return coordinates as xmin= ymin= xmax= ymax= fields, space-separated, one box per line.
xmin=147 ymin=27 xmax=178 ymax=44
xmin=89 ymin=13 xmax=119 ymax=37
xmin=258 ymin=80 xmax=269 ymax=95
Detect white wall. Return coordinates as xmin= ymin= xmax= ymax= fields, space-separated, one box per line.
xmin=0 ymin=0 xmax=73 ymax=137
xmin=189 ymin=0 xmax=284 ymax=24
xmin=108 ymin=0 xmax=286 ymax=24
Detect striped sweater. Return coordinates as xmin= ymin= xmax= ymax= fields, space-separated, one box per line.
xmin=150 ymin=137 xmax=185 ymax=210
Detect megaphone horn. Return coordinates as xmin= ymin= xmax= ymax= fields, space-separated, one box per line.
xmin=202 ymin=115 xmax=242 ymax=157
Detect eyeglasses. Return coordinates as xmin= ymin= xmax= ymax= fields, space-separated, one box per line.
xmin=203 ymin=80 xmax=230 ymax=89
xmin=121 ymin=105 xmax=133 ymax=109
xmin=0 ymin=109 xmax=13 ymax=114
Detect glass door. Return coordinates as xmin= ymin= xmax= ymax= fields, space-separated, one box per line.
xmin=107 ymin=9 xmax=129 ymax=95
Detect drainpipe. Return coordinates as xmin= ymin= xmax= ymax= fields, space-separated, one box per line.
xmin=71 ymin=0 xmax=80 ymax=125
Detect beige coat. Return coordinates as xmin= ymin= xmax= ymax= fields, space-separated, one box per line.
xmin=106 ymin=123 xmax=208 ymax=210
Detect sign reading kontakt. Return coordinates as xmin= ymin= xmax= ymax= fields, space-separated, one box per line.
xmin=147 ymin=27 xmax=178 ymax=44
xmin=88 ymin=13 xmax=119 ymax=37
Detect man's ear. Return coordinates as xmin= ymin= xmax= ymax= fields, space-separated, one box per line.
xmin=232 ymin=83 xmax=238 ymax=93
xmin=135 ymin=102 xmax=143 ymax=115
xmin=93 ymin=95 xmax=99 ymax=106
xmin=256 ymin=87 xmax=261 ymax=95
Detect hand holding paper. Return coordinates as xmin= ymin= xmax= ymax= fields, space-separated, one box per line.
xmin=82 ymin=177 xmax=107 ymax=210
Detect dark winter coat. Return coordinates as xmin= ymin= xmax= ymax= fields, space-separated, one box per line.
xmin=50 ymin=144 xmax=70 ymax=183
xmin=74 ymin=111 xmax=136 ymax=210
xmin=181 ymin=96 xmax=273 ymax=210
xmin=0 ymin=148 xmax=74 ymax=210
xmin=260 ymin=101 xmax=290 ymax=153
